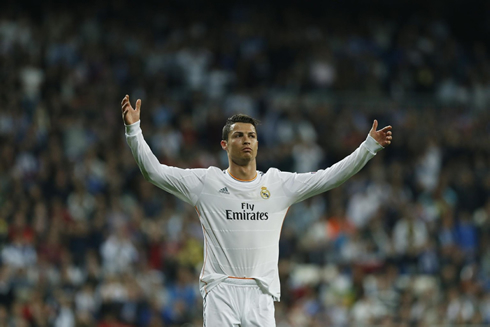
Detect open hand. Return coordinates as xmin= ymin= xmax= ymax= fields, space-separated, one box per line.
xmin=369 ymin=120 xmax=392 ymax=147
xmin=121 ymin=95 xmax=141 ymax=125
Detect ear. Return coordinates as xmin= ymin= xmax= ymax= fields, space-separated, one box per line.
xmin=220 ymin=140 xmax=227 ymax=151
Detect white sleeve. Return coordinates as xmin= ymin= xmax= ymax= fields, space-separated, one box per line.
xmin=281 ymin=135 xmax=384 ymax=204
xmin=125 ymin=121 xmax=206 ymax=205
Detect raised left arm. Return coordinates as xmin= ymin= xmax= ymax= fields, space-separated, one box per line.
xmin=282 ymin=119 xmax=393 ymax=204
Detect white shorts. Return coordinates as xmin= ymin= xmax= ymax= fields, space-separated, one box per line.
xmin=203 ymin=278 xmax=276 ymax=327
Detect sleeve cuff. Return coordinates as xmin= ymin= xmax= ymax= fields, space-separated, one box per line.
xmin=125 ymin=120 xmax=142 ymax=136
xmin=364 ymin=135 xmax=384 ymax=154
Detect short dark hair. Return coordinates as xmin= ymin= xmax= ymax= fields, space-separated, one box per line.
xmin=222 ymin=114 xmax=260 ymax=141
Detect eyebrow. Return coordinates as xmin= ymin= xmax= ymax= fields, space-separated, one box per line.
xmin=232 ymin=131 xmax=256 ymax=135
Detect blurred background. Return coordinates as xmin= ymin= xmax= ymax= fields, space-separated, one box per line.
xmin=1 ymin=0 xmax=490 ymax=326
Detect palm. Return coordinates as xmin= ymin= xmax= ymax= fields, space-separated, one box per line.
xmin=120 ymin=95 xmax=141 ymax=125
xmin=369 ymin=120 xmax=393 ymax=147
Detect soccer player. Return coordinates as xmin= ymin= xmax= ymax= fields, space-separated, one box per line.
xmin=121 ymin=95 xmax=392 ymax=326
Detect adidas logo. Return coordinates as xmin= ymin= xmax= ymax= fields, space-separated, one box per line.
xmin=219 ymin=187 xmax=230 ymax=194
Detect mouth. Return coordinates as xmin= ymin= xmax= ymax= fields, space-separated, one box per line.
xmin=242 ymin=147 xmax=252 ymax=153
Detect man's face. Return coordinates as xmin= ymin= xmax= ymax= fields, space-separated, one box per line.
xmin=221 ymin=122 xmax=258 ymax=166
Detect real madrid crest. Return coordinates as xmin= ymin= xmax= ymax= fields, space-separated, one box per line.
xmin=260 ymin=186 xmax=271 ymax=199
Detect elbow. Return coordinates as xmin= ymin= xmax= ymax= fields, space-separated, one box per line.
xmin=139 ymin=168 xmax=154 ymax=182
xmin=142 ymin=170 xmax=156 ymax=182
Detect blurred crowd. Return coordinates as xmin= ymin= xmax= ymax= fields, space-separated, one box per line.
xmin=1 ymin=0 xmax=490 ymax=326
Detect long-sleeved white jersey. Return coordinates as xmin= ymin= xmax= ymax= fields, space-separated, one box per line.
xmin=125 ymin=121 xmax=383 ymax=301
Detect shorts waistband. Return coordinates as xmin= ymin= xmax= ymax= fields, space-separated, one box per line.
xmin=223 ymin=277 xmax=258 ymax=286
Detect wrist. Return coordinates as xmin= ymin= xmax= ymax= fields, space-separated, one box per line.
xmin=125 ymin=120 xmax=141 ymax=136
xmin=364 ymin=134 xmax=384 ymax=154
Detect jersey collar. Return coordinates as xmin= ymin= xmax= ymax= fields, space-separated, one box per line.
xmin=226 ymin=169 xmax=258 ymax=183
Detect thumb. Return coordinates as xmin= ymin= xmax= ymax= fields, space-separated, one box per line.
xmin=136 ymin=99 xmax=142 ymax=112
xmin=371 ymin=119 xmax=378 ymax=132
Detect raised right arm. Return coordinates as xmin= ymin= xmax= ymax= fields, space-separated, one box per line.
xmin=122 ymin=96 xmax=206 ymax=205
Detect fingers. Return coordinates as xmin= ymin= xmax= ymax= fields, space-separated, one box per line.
xmin=371 ymin=119 xmax=393 ymax=133
xmin=379 ymin=125 xmax=393 ymax=132
xmin=120 ymin=95 xmax=141 ymax=113
xmin=385 ymin=130 xmax=393 ymax=145
xmin=120 ymin=95 xmax=128 ymax=106
xmin=136 ymin=99 xmax=141 ymax=112
xmin=121 ymin=95 xmax=132 ymax=113
xmin=121 ymin=102 xmax=131 ymax=113
xmin=121 ymin=95 xmax=130 ymax=107
xmin=369 ymin=119 xmax=393 ymax=146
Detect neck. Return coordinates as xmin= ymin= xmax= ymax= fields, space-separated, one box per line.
xmin=227 ymin=161 xmax=257 ymax=181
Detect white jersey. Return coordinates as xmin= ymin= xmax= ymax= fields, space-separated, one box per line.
xmin=125 ymin=121 xmax=383 ymax=301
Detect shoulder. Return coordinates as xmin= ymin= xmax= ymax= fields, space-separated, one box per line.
xmin=263 ymin=167 xmax=320 ymax=183
xmin=262 ymin=167 xmax=294 ymax=178
xmin=263 ymin=167 xmax=280 ymax=175
xmin=171 ymin=166 xmax=220 ymax=180
xmin=204 ymin=166 xmax=228 ymax=177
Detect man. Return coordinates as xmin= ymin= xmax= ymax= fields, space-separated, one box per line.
xmin=121 ymin=95 xmax=392 ymax=326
